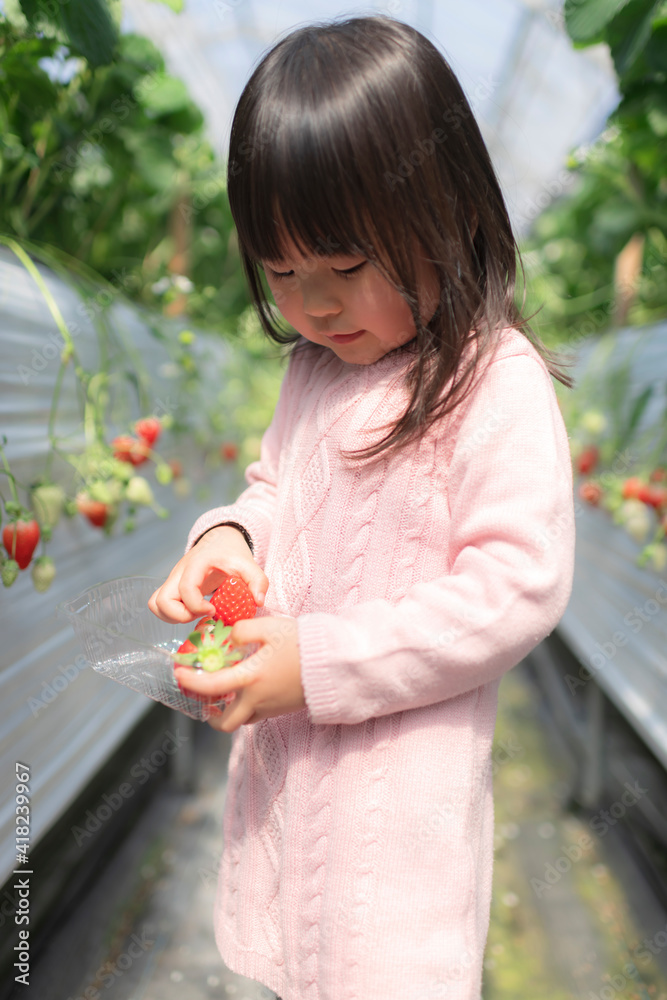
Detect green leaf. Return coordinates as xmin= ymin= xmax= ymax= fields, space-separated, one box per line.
xmin=625 ymin=384 xmax=653 ymax=440
xmin=564 ymin=0 xmax=633 ymax=41
xmin=645 ymin=21 xmax=667 ymax=71
xmin=188 ymin=630 xmax=203 ymax=647
xmin=18 ymin=0 xmax=43 ymax=25
xmin=607 ymin=0 xmax=662 ymax=76
xmin=118 ymin=33 xmax=165 ymax=72
xmin=134 ymin=72 xmax=191 ymax=117
xmin=58 ymin=0 xmax=118 ymax=67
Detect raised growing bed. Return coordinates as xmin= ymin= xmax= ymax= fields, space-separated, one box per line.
xmin=0 ymin=245 xmax=239 ymax=886
xmin=526 ymin=322 xmax=667 ymax=834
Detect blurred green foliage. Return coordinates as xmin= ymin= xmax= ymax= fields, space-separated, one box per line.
xmin=0 ymin=2 xmax=251 ymax=334
xmin=519 ymin=0 xmax=667 ymax=346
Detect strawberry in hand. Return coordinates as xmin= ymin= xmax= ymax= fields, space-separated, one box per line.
xmin=211 ymin=576 xmax=257 ymax=625
xmin=174 ymin=619 xmax=245 ymax=707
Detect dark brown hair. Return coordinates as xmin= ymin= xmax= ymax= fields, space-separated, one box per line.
xmin=226 ymin=14 xmax=574 ymax=461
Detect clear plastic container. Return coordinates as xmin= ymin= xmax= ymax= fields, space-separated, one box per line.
xmin=57 ymin=575 xmax=249 ymax=722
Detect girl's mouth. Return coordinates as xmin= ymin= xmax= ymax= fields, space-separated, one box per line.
xmin=328 ymin=330 xmax=365 ymax=344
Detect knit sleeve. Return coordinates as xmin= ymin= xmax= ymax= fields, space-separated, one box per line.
xmin=184 ymin=350 xmax=295 ymax=568
xmin=296 ymin=352 xmax=576 ymax=726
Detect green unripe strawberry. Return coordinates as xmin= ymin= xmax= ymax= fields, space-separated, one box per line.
xmin=155 ymin=463 xmax=173 ymax=485
xmin=32 ymin=555 xmax=56 ymax=593
xmin=32 ymin=484 xmax=66 ymax=530
xmin=2 ymin=559 xmax=19 ymax=587
xmin=125 ymin=476 xmax=154 ymax=506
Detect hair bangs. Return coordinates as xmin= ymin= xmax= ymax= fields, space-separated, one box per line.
xmin=230 ymin=102 xmax=386 ymax=270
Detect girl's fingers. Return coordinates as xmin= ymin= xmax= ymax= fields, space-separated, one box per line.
xmin=178 ymin=568 xmax=218 ymax=618
xmin=174 ymin=657 xmax=260 ymax=697
xmin=247 ymin=568 xmax=270 ymax=607
xmin=150 ymin=582 xmax=199 ymax=624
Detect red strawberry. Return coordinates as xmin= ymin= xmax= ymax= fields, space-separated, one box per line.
xmin=622 ymin=477 xmax=644 ymax=500
xmin=135 ymin=417 xmax=161 ymax=448
xmin=638 ymin=484 xmax=667 ymax=508
xmin=650 ymin=467 xmax=667 ymax=483
xmin=177 ymin=638 xmax=198 ymax=656
xmin=76 ymin=492 xmax=109 ymax=528
xmin=579 ymin=481 xmax=602 ymax=506
xmin=2 ymin=519 xmax=40 ymax=569
xmin=220 ymin=441 xmax=238 ymax=462
xmin=112 ymin=435 xmax=150 ymax=466
xmin=194 ymin=616 xmax=217 ymax=635
xmin=210 ymin=576 xmax=257 ymax=625
xmin=576 ymin=446 xmax=599 ymax=476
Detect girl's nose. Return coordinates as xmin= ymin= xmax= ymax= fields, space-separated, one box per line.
xmin=301 ymin=278 xmax=343 ymax=319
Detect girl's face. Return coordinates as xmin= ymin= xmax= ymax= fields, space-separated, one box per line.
xmin=261 ymin=235 xmax=439 ymax=365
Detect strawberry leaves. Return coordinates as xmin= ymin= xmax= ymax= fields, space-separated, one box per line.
xmin=173 ymin=619 xmax=244 ymax=672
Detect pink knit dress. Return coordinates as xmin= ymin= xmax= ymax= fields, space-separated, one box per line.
xmin=185 ymin=327 xmax=575 ymax=1000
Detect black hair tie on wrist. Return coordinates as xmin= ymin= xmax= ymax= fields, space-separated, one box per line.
xmin=195 ymin=521 xmax=255 ymax=556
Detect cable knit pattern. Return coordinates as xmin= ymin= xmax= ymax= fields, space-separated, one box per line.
xmin=189 ymin=328 xmax=575 ymax=1000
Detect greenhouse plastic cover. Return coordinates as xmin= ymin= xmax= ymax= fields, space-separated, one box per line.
xmin=123 ymin=0 xmax=620 ymax=238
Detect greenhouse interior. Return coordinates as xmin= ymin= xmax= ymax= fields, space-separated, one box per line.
xmin=1 ymin=0 xmax=667 ymax=998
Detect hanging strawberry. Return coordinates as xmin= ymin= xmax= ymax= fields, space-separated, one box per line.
xmin=135 ymin=417 xmax=162 ymax=448
xmin=111 ymin=435 xmax=150 ymax=466
xmin=2 ymin=559 xmax=19 ymax=588
xmin=31 ymin=555 xmax=56 ymax=593
xmin=76 ymin=492 xmax=112 ymax=528
xmin=576 ymin=446 xmax=599 ymax=476
xmin=220 ymin=441 xmax=239 ymax=462
xmin=2 ymin=519 xmax=40 ymax=569
xmin=579 ymin=481 xmax=602 ymax=506
xmin=31 ymin=483 xmax=66 ymax=533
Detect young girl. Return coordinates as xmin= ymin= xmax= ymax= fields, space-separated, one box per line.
xmin=149 ymin=15 xmax=576 ymax=1000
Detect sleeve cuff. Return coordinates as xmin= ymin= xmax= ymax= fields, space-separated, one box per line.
xmin=185 ymin=504 xmax=273 ymax=567
xmin=297 ymin=615 xmax=342 ymax=724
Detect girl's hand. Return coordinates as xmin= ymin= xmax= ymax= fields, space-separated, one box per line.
xmin=148 ymin=525 xmax=269 ymax=624
xmin=173 ymin=616 xmax=306 ymax=732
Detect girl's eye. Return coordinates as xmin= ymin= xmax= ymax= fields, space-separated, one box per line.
xmin=265 ymin=261 xmax=367 ymax=281
xmin=334 ymin=262 xmax=367 ymax=279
